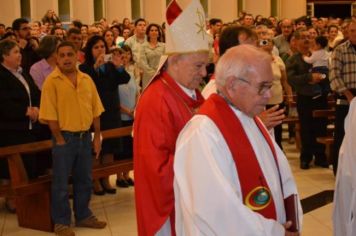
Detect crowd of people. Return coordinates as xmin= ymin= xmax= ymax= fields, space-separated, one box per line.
xmin=0 ymin=0 xmax=355 ymax=235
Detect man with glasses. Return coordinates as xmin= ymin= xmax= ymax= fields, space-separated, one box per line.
xmin=286 ymin=29 xmax=328 ymax=169
xmin=12 ymin=18 xmax=39 ymax=73
xmin=202 ymin=25 xmax=285 ymax=130
xmin=174 ymin=44 xmax=301 ymax=235
xmin=273 ymin=18 xmax=293 ymax=62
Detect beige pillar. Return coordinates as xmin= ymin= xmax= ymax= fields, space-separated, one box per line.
xmin=142 ymin=0 xmax=166 ymax=24
xmin=0 ymin=0 xmax=21 ymax=27
xmin=280 ymin=0 xmax=306 ymax=19
xmin=30 ymin=0 xmax=58 ymax=22
xmin=105 ymin=0 xmax=132 ymax=24
xmin=72 ymin=0 xmax=94 ymax=24
xmin=209 ymin=0 xmax=237 ymax=22
xmin=244 ymin=0 xmax=271 ymax=18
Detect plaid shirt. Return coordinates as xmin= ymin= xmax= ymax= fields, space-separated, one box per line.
xmin=330 ymin=40 xmax=356 ymax=93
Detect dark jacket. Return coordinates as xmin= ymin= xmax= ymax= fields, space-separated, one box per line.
xmin=21 ymin=43 xmax=40 ymax=74
xmin=286 ymin=52 xmax=329 ymax=96
xmin=79 ymin=62 xmax=130 ymax=130
xmin=0 ymin=64 xmax=41 ymax=132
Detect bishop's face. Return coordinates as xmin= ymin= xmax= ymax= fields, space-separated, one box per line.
xmin=171 ymin=52 xmax=209 ymax=90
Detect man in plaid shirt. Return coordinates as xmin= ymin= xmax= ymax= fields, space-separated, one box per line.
xmin=330 ymin=20 xmax=356 ymax=175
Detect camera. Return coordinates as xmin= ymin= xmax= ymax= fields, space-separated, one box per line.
xmin=104 ymin=54 xmax=112 ymax=62
xmin=259 ymin=39 xmax=269 ymax=46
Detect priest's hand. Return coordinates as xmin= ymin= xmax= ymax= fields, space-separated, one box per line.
xmin=258 ymin=105 xmax=285 ymax=130
xmin=283 ymin=221 xmax=299 ymax=236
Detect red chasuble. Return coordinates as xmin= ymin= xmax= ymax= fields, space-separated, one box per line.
xmin=134 ymin=71 xmax=204 ymax=236
xmin=198 ymin=94 xmax=281 ymax=220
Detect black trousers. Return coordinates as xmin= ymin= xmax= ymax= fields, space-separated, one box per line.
xmin=296 ymin=94 xmax=328 ymax=165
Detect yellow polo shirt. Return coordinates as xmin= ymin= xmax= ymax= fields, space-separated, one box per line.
xmin=39 ymin=67 xmax=104 ymax=132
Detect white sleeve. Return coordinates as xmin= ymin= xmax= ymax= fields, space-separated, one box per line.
xmin=201 ymin=80 xmax=217 ymax=99
xmin=303 ymin=53 xmax=317 ymax=64
xmin=174 ymin=116 xmax=285 ymax=236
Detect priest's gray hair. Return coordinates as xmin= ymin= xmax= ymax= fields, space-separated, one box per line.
xmin=215 ymin=44 xmax=271 ymax=88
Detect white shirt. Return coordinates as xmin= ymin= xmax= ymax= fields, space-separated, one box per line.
xmin=174 ymin=106 xmax=302 ymax=236
xmin=176 ymin=81 xmax=196 ymax=100
xmin=303 ymin=49 xmax=330 ymax=68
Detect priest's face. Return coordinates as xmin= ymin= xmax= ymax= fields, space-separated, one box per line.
xmin=228 ymin=60 xmax=273 ymax=117
xmin=170 ymin=52 xmax=209 ymax=90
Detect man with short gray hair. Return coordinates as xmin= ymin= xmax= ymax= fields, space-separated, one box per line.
xmin=174 ymin=44 xmax=302 ymax=236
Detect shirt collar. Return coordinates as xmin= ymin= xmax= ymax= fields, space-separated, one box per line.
xmin=1 ymin=63 xmax=22 ymax=74
xmin=176 ymin=81 xmax=196 ymax=99
xmin=52 ymin=66 xmax=85 ymax=80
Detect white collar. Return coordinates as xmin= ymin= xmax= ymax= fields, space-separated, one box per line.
xmin=176 ymin=81 xmax=196 ymax=99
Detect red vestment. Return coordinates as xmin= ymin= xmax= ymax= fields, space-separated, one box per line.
xmin=198 ymin=94 xmax=279 ymax=219
xmin=133 ymin=71 xmax=204 ymax=236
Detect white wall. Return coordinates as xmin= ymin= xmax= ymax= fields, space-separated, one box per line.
xmin=72 ymin=0 xmax=94 ymax=24
xmin=244 ymin=0 xmax=271 ymax=18
xmin=0 ymin=0 xmax=21 ymax=26
xmin=280 ymin=0 xmax=306 ymax=19
xmin=209 ymin=0 xmax=237 ymax=22
xmin=105 ymin=0 xmax=131 ymax=24
xmin=142 ymin=0 xmax=166 ymax=24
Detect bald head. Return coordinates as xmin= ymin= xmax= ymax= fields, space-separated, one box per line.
xmin=215 ymin=44 xmax=273 ymax=117
xmin=215 ymin=44 xmax=271 ymax=88
xmin=281 ymin=18 xmax=293 ymax=37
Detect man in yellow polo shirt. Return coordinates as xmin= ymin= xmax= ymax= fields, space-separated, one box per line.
xmin=39 ymin=41 xmax=105 ymax=236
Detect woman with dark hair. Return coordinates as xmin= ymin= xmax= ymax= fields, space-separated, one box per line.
xmin=79 ymin=35 xmax=130 ymax=195
xmin=81 ymin=24 xmax=89 ymax=48
xmin=103 ymin=29 xmax=116 ymax=50
xmin=308 ymin=26 xmax=319 ymax=51
xmin=138 ymin=23 xmax=165 ymax=89
xmin=111 ymin=25 xmax=125 ymax=47
xmin=30 ymin=35 xmax=60 ymax=89
xmin=254 ymin=15 xmax=263 ymax=25
xmin=121 ymin=27 xmax=132 ymax=43
xmin=122 ymin=18 xmax=131 ymax=29
xmin=327 ymin=24 xmax=343 ymax=51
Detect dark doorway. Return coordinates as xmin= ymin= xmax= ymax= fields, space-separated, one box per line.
xmin=314 ymin=4 xmax=351 ymax=19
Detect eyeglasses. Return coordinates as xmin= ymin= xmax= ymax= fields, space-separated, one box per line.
xmin=237 ymin=77 xmax=273 ymax=95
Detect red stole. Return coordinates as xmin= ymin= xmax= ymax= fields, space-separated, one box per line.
xmin=198 ymin=94 xmax=280 ymax=220
xmin=133 ymin=71 xmax=205 ymax=236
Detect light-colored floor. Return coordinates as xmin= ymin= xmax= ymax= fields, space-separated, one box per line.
xmin=0 ymin=132 xmax=336 ymax=236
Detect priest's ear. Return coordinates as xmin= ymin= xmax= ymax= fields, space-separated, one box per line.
xmin=225 ymin=76 xmax=239 ymax=92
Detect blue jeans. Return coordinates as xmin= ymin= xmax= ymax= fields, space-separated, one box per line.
xmin=51 ymin=131 xmax=93 ymax=225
